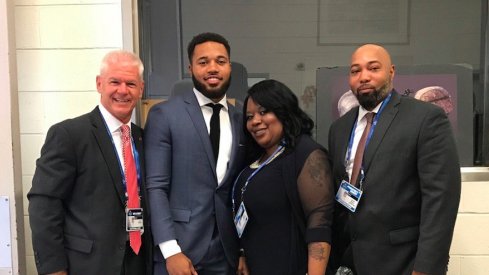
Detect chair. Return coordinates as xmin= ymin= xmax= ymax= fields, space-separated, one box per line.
xmin=227 ymin=61 xmax=249 ymax=104
xmin=170 ymin=79 xmax=193 ymax=97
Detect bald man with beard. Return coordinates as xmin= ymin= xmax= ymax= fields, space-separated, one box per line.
xmin=327 ymin=44 xmax=461 ymax=275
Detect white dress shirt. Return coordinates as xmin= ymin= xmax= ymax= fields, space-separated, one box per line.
xmin=98 ymin=104 xmax=133 ymax=173
xmin=193 ymin=88 xmax=233 ymax=185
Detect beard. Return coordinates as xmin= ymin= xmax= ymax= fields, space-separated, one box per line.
xmin=355 ymin=80 xmax=392 ymax=110
xmin=192 ymin=75 xmax=231 ymax=101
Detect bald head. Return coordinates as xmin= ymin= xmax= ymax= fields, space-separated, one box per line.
xmin=349 ymin=44 xmax=395 ymax=110
xmin=351 ymin=44 xmax=393 ymax=69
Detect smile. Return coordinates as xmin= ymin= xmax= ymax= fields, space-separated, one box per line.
xmin=253 ymin=129 xmax=267 ymax=137
xmin=114 ymin=98 xmax=131 ymax=103
xmin=204 ymin=76 xmax=222 ymax=84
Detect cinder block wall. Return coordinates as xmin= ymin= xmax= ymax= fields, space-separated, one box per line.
xmin=448 ymin=179 xmax=489 ymax=274
xmin=15 ymin=1 xmax=123 ymax=273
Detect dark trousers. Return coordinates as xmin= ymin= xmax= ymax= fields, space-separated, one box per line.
xmin=194 ymin=232 xmax=233 ymax=275
xmin=121 ymin=241 xmax=146 ymax=275
xmin=154 ymin=233 xmax=233 ymax=275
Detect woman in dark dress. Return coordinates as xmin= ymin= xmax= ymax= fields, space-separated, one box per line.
xmin=234 ymin=79 xmax=334 ymax=275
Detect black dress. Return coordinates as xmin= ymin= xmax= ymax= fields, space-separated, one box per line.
xmin=233 ymin=135 xmax=334 ymax=275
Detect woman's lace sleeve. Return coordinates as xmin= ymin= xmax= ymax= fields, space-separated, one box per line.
xmin=297 ymin=148 xmax=334 ymax=244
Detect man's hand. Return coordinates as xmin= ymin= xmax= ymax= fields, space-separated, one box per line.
xmin=236 ymin=256 xmax=249 ymax=275
xmin=47 ymin=270 xmax=68 ymax=275
xmin=166 ymin=253 xmax=197 ymax=275
xmin=412 ymin=271 xmax=429 ymax=275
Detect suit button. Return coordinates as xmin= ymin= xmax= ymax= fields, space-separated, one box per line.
xmin=119 ymin=244 xmax=125 ymax=250
xmin=351 ymin=234 xmax=357 ymax=241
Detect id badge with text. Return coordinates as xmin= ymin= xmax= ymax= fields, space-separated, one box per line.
xmin=234 ymin=202 xmax=249 ymax=238
xmin=335 ymin=180 xmax=363 ymax=212
xmin=126 ymin=208 xmax=144 ymax=232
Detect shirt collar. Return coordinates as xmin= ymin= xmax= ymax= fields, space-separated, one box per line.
xmin=357 ymin=101 xmax=382 ymax=122
xmin=98 ymin=104 xmax=131 ymax=134
xmin=193 ymin=88 xmax=228 ymax=111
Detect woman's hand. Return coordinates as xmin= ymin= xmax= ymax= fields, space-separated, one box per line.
xmin=236 ymin=256 xmax=249 ymax=275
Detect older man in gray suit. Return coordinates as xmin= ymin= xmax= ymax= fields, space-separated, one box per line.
xmin=144 ymin=32 xmax=247 ymax=275
xmin=28 ymin=50 xmax=152 ymax=275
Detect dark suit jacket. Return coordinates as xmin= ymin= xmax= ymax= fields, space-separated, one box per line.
xmin=28 ymin=107 xmax=153 ymax=275
xmin=144 ymin=90 xmax=246 ymax=269
xmin=328 ymin=91 xmax=461 ymax=275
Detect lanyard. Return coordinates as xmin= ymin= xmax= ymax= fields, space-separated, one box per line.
xmin=232 ymin=144 xmax=285 ymax=215
xmin=102 ymin=118 xmax=142 ymax=193
xmin=345 ymin=92 xmax=392 ymax=184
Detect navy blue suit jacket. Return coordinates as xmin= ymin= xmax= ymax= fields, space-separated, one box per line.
xmin=144 ymin=90 xmax=247 ymax=269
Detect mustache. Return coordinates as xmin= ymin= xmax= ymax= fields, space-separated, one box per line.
xmin=357 ymin=84 xmax=375 ymax=91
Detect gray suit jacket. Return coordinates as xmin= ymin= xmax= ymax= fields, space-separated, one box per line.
xmin=328 ymin=91 xmax=461 ymax=275
xmin=144 ymin=90 xmax=246 ymax=268
xmin=28 ymin=107 xmax=153 ymax=275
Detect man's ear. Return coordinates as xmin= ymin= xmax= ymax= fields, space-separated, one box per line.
xmin=96 ymin=75 xmax=102 ymax=94
xmin=390 ymin=65 xmax=396 ymax=80
xmin=139 ymin=82 xmax=145 ymax=98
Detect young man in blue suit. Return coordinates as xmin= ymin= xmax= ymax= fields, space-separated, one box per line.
xmin=28 ymin=50 xmax=153 ymax=275
xmin=145 ymin=32 xmax=247 ymax=275
xmin=328 ymin=44 xmax=461 ymax=275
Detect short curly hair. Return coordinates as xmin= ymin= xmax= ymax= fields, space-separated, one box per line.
xmin=187 ymin=32 xmax=231 ymax=63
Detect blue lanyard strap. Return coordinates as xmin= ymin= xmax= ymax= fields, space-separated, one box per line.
xmin=132 ymin=139 xmax=142 ymax=184
xmin=232 ymin=144 xmax=285 ymax=215
xmin=345 ymin=92 xmax=393 ymax=182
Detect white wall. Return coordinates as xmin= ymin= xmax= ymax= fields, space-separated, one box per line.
xmin=448 ymin=174 xmax=489 ymax=274
xmin=15 ymin=0 xmax=127 ymax=273
xmin=1 ymin=1 xmax=24 ymax=274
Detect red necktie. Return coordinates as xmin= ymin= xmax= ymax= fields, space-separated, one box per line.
xmin=350 ymin=112 xmax=374 ymax=186
xmin=121 ymin=125 xmax=141 ymax=254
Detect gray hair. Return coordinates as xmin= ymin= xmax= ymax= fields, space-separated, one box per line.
xmin=99 ymin=50 xmax=144 ymax=78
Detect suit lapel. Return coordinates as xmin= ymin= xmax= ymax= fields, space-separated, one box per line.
xmin=89 ymin=107 xmax=126 ymax=206
xmin=131 ymin=124 xmax=144 ymax=179
xmin=363 ymin=91 xmax=400 ymax=173
xmin=338 ymin=109 xmax=358 ymax=174
xmin=221 ymin=104 xmax=241 ymax=185
xmin=183 ymin=91 xmax=217 ymax=177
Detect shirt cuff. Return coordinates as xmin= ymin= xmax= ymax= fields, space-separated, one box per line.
xmin=159 ymin=240 xmax=182 ymax=259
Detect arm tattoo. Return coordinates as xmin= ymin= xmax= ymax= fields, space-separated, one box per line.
xmin=308 ymin=242 xmax=327 ymax=261
xmin=305 ymin=151 xmax=327 ymax=186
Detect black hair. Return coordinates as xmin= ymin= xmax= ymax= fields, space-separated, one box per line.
xmin=243 ymin=79 xmax=314 ymax=157
xmin=187 ymin=32 xmax=231 ymax=63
